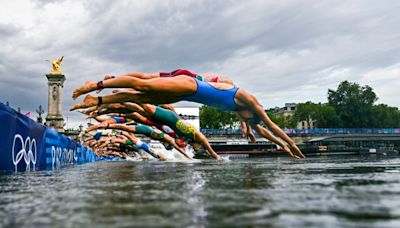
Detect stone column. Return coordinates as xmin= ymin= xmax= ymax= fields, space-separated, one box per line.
xmin=45 ymin=74 xmax=66 ymax=132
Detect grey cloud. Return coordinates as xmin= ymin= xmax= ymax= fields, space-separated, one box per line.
xmin=1 ymin=0 xmax=400 ymax=128
xmin=80 ymin=0 xmax=400 ymax=74
xmin=0 ymin=24 xmax=19 ymax=40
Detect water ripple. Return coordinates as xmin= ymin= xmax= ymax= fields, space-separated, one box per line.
xmin=1 ymin=156 xmax=400 ymax=227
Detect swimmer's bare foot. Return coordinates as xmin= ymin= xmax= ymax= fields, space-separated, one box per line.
xmin=69 ymin=94 xmax=99 ymax=111
xmin=72 ymin=80 xmax=96 ymax=99
xmin=248 ymin=132 xmax=256 ymax=143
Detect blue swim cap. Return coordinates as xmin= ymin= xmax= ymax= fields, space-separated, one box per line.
xmin=165 ymin=144 xmax=174 ymax=150
xmin=93 ymin=132 xmax=102 ymax=140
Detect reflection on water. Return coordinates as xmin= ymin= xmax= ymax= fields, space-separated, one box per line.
xmin=1 ymin=156 xmax=400 ymax=227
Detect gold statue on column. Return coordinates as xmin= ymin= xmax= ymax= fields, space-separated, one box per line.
xmin=47 ymin=56 xmax=64 ymax=75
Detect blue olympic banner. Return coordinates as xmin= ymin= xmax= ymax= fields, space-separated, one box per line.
xmin=0 ymin=102 xmax=98 ymax=171
xmin=44 ymin=128 xmax=98 ymax=169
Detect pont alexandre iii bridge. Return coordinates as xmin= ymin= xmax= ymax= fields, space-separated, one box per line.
xmin=200 ymin=128 xmax=400 ymax=144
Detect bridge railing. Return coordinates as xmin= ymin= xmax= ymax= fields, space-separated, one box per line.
xmin=201 ymin=128 xmax=400 ymax=135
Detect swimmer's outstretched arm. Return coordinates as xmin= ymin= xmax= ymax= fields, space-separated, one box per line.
xmin=110 ymin=138 xmax=126 ymax=145
xmin=195 ymin=133 xmax=222 ymax=160
xmin=126 ymin=112 xmax=147 ymax=123
xmin=200 ymin=73 xmax=234 ymax=85
xmin=123 ymin=102 xmax=148 ymax=116
xmin=87 ymin=103 xmax=129 ymax=115
xmin=86 ymin=122 xmax=109 ymax=132
xmin=106 ymin=151 xmax=124 ymax=158
xmin=92 ymin=116 xmax=108 ymax=123
xmin=163 ymin=134 xmax=192 ymax=160
xmin=122 ymin=131 xmax=167 ymax=160
xmin=84 ymin=135 xmax=94 ymax=142
xmin=86 ymin=139 xmax=97 ymax=147
xmin=106 ymin=113 xmax=126 ymax=118
xmin=88 ymin=107 xmax=128 ymax=118
xmin=88 ymin=123 xmax=136 ymax=136
xmin=116 ymin=134 xmax=128 ymax=140
xmin=106 ymin=124 xmax=136 ymax=133
xmin=158 ymin=104 xmax=177 ymax=114
xmin=96 ymin=138 xmax=112 ymax=149
xmin=252 ymin=124 xmax=295 ymax=158
xmin=252 ymin=105 xmax=305 ymax=158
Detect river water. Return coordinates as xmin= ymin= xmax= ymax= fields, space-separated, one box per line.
xmin=1 ymin=155 xmax=400 ymax=227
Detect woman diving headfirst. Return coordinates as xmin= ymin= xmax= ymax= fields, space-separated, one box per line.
xmin=71 ymin=74 xmax=305 ymax=159
xmin=87 ymin=121 xmax=193 ymax=160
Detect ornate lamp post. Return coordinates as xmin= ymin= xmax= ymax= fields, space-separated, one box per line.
xmin=45 ymin=56 xmax=66 ymax=132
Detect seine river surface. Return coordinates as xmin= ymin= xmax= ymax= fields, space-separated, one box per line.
xmin=1 ymin=155 xmax=400 ymax=227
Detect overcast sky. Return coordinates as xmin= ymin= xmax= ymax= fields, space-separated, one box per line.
xmin=1 ymin=0 xmax=399 ymax=128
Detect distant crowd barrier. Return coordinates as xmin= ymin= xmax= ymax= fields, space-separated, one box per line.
xmin=284 ymin=128 xmax=400 ymax=134
xmin=201 ymin=128 xmax=400 ymax=135
xmin=0 ymin=102 xmax=98 ymax=171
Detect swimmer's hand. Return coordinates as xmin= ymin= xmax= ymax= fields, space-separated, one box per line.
xmin=217 ymin=156 xmax=228 ymax=161
xmin=282 ymin=145 xmax=305 ymax=159
xmin=154 ymin=151 xmax=167 ymax=161
xmin=289 ymin=144 xmax=306 ymax=159
xmin=247 ymin=131 xmax=256 ymax=143
xmin=86 ymin=123 xmax=105 ymax=132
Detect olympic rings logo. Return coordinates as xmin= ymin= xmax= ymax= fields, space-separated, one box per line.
xmin=12 ymin=134 xmax=37 ymax=171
